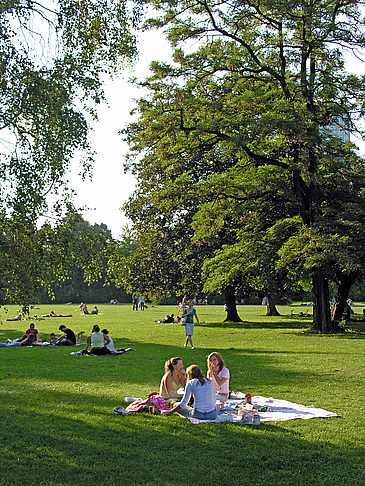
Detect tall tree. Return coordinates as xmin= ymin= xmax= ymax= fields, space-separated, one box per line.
xmin=0 ymin=0 xmax=141 ymax=307
xmin=1 ymin=0 xmax=140 ymax=215
xmin=128 ymin=0 xmax=365 ymax=332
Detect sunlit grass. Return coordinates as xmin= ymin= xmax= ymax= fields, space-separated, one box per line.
xmin=0 ymin=303 xmax=364 ymax=485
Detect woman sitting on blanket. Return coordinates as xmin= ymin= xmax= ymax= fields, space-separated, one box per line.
xmin=161 ymin=365 xmax=217 ymax=420
xmin=84 ymin=326 xmax=129 ymax=355
xmin=160 ymin=357 xmax=186 ymax=400
xmin=85 ymin=324 xmax=112 ymax=355
xmin=207 ymin=352 xmax=230 ymax=402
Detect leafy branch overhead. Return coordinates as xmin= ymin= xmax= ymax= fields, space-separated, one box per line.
xmin=0 ymin=0 xmax=142 ymax=308
xmin=123 ymin=0 xmax=365 ymax=330
xmin=0 ymin=0 xmax=141 ymax=217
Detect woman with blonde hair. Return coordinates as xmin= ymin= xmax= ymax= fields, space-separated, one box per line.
xmin=161 ymin=365 xmax=217 ymax=420
xmin=159 ymin=357 xmax=186 ymax=400
xmin=207 ymin=352 xmax=230 ymax=401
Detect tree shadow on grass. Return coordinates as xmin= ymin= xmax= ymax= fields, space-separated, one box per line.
xmin=201 ymin=319 xmax=310 ymax=330
xmin=0 ymin=339 xmax=349 ymax=397
xmin=0 ymin=387 xmax=362 ymax=486
xmin=201 ymin=320 xmax=365 ymax=339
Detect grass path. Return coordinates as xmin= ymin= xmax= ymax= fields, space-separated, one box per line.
xmin=0 ymin=303 xmax=364 ymax=485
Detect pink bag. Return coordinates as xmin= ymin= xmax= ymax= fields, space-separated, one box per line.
xmin=125 ymin=393 xmax=170 ymax=414
xmin=125 ymin=398 xmax=150 ymax=413
xmin=147 ymin=392 xmax=170 ymax=413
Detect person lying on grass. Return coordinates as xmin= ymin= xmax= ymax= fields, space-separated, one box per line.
xmin=49 ymin=310 xmax=72 ymax=317
xmin=42 ymin=311 xmax=72 ymax=317
xmin=160 ymin=357 xmax=186 ymax=401
xmin=156 ymin=314 xmax=174 ymax=323
xmin=0 ymin=323 xmax=39 ymax=346
xmin=161 ymin=365 xmax=217 ymax=420
xmin=6 ymin=312 xmax=22 ymax=321
xmin=207 ymin=352 xmax=230 ymax=402
xmin=0 ymin=333 xmax=35 ymax=347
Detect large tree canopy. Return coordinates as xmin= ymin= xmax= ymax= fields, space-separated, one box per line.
xmin=0 ymin=0 xmax=140 ymax=217
xmin=0 ymin=0 xmax=142 ymax=308
xmin=122 ymin=0 xmax=365 ymax=331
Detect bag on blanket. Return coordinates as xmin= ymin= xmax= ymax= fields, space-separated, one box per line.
xmin=125 ymin=398 xmax=150 ymax=413
xmin=125 ymin=393 xmax=170 ymax=414
xmin=146 ymin=392 xmax=170 ymax=413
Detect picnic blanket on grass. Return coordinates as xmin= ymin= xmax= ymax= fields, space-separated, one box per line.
xmin=185 ymin=396 xmax=340 ymax=424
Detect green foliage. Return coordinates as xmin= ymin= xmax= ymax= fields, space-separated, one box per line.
xmin=123 ymin=0 xmax=365 ymax=331
xmin=0 ymin=215 xmax=43 ymax=313
xmin=0 ymin=1 xmax=142 ymax=307
xmin=0 ymin=211 xmax=128 ymax=308
xmin=0 ymin=0 xmax=139 ymax=216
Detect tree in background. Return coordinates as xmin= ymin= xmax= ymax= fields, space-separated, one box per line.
xmin=123 ymin=101 xmax=244 ymax=317
xmin=0 ymin=0 xmax=141 ymax=308
xmin=122 ymin=0 xmax=364 ymax=332
xmin=0 ymin=211 xmax=124 ymax=310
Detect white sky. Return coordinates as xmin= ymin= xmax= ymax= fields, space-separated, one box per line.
xmin=68 ymin=30 xmax=173 ymax=238
xmin=68 ymin=31 xmax=365 ymax=239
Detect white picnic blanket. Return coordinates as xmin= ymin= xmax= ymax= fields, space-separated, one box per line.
xmin=186 ymin=395 xmax=340 ymax=424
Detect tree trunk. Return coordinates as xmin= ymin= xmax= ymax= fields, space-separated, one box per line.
xmin=330 ymin=274 xmax=354 ymax=324
xmin=224 ymin=285 xmax=242 ymax=322
xmin=311 ymin=273 xmax=339 ymax=333
xmin=265 ymin=295 xmax=281 ymax=316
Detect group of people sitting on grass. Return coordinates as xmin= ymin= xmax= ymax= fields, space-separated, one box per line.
xmin=0 ymin=322 xmax=132 ymax=356
xmin=76 ymin=303 xmax=99 ymax=315
xmin=0 ymin=323 xmax=83 ymax=347
xmin=81 ymin=324 xmax=131 ymax=355
xmin=155 ymin=313 xmax=182 ymax=324
xmin=158 ymin=352 xmax=230 ymax=420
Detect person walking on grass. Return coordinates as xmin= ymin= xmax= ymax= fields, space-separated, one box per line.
xmin=183 ymin=300 xmax=200 ymax=349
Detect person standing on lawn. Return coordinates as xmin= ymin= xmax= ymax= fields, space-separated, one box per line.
xmin=183 ymin=300 xmax=200 ymax=349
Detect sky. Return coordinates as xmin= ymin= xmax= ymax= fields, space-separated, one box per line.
xmin=66 ymin=31 xmax=365 ymax=240
xmin=67 ymin=30 xmax=173 ymax=238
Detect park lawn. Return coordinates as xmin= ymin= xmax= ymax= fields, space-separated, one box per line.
xmin=0 ymin=303 xmax=364 ymax=486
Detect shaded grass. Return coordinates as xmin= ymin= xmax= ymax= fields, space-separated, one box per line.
xmin=0 ymin=304 xmax=364 ymax=486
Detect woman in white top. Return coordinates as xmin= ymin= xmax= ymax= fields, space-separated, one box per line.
xmin=207 ymin=352 xmax=230 ymax=401
xmin=85 ymin=325 xmax=111 ymax=355
xmin=101 ymin=329 xmax=115 ymax=352
xmin=161 ymin=365 xmax=217 ymax=420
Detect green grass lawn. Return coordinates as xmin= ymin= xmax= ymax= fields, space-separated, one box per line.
xmin=0 ymin=303 xmax=364 ymax=486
